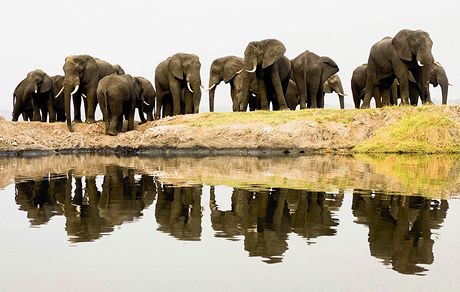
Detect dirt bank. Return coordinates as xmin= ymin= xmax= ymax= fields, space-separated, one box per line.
xmin=1 ymin=106 xmax=460 ymax=155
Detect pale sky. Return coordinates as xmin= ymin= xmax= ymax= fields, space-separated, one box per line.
xmin=1 ymin=0 xmax=459 ymax=117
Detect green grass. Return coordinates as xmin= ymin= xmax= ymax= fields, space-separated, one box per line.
xmin=355 ymin=109 xmax=460 ymax=153
xmin=171 ymin=109 xmax=357 ymax=127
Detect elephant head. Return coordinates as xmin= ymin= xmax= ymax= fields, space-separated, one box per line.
xmin=112 ymin=64 xmax=125 ymax=75
xmin=169 ymin=53 xmax=202 ymax=114
xmin=240 ymin=39 xmax=286 ymax=111
xmin=208 ymin=56 xmax=244 ymax=112
xmin=323 ymin=74 xmax=346 ymax=109
xmin=392 ymin=29 xmax=434 ymax=100
xmin=62 ymin=55 xmax=99 ymax=131
xmin=135 ymin=77 xmax=156 ymax=120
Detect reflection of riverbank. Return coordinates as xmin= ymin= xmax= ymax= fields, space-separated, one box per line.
xmin=2 ymin=154 xmax=460 ymax=198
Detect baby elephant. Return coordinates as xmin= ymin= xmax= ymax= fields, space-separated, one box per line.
xmin=97 ymin=74 xmax=144 ymax=136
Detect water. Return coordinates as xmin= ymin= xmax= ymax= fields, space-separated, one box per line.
xmin=1 ymin=154 xmax=460 ymax=291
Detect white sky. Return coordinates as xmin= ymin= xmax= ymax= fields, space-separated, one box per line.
xmin=0 ymin=0 xmax=459 ymax=115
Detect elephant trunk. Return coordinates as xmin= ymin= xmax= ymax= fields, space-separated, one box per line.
xmin=208 ymin=87 xmax=216 ymax=112
xmin=192 ymin=83 xmax=202 ymax=114
xmin=63 ymin=78 xmax=79 ymax=132
xmin=239 ymin=71 xmax=252 ymax=111
xmin=441 ymin=79 xmax=449 ymax=105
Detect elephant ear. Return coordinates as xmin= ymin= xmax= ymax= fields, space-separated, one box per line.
xmin=323 ymin=79 xmax=332 ymax=93
xmin=223 ymin=58 xmax=243 ymax=83
xmin=133 ymin=77 xmax=143 ymax=100
xmin=392 ymin=31 xmax=412 ymax=62
xmin=262 ymin=40 xmax=286 ymax=69
xmin=320 ymin=57 xmax=339 ymax=85
xmin=169 ymin=56 xmax=184 ymax=80
xmin=40 ymin=75 xmax=53 ymax=93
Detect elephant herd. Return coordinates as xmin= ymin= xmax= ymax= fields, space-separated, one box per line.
xmin=12 ymin=28 xmax=450 ymax=134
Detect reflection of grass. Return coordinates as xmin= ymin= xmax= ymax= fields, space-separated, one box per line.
xmin=166 ymin=109 xmax=356 ymax=127
xmin=355 ymin=110 xmax=460 ymax=153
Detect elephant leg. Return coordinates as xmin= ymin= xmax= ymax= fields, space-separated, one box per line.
xmin=380 ymin=88 xmax=391 ymax=106
xmin=308 ymin=85 xmax=319 ymax=108
xmin=293 ymin=74 xmax=307 ymax=109
xmin=409 ymin=84 xmax=419 ymax=106
xmin=372 ymin=87 xmax=383 ymax=108
xmin=394 ymin=67 xmax=410 ymax=106
xmin=257 ymin=79 xmax=269 ymax=110
xmin=85 ymin=87 xmax=97 ymax=123
xmin=108 ymin=115 xmax=119 ymax=135
xmin=155 ymin=90 xmax=165 ymax=120
xmin=168 ymin=78 xmax=182 ymax=116
xmin=46 ymin=97 xmax=56 ymax=122
xmin=270 ymin=74 xmax=288 ymax=110
xmin=73 ymin=93 xmax=83 ymax=122
xmin=230 ymin=85 xmax=239 ymax=112
xmin=32 ymin=99 xmax=41 ymax=121
xmin=103 ymin=112 xmax=110 ymax=135
xmin=127 ymin=108 xmax=135 ymax=131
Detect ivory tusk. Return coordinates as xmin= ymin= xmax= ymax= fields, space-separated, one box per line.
xmin=71 ymin=84 xmax=79 ymax=95
xmin=34 ymin=89 xmax=38 ymax=94
xmin=236 ymin=69 xmax=243 ymax=74
xmin=55 ymin=87 xmax=64 ymax=98
xmin=246 ymin=65 xmax=257 ymax=73
xmin=81 ymin=93 xmax=87 ymax=99
xmin=143 ymin=101 xmax=150 ymax=106
xmin=187 ymin=82 xmax=194 ymax=93
xmin=434 ymin=61 xmax=442 ymax=66
xmin=207 ymin=84 xmax=216 ymax=91
xmin=449 ymin=83 xmax=454 ymax=86
xmin=338 ymin=93 xmax=347 ymax=97
xmin=417 ymin=60 xmax=424 ymax=67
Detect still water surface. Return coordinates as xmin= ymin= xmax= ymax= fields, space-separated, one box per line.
xmin=0 ymin=154 xmax=459 ymax=291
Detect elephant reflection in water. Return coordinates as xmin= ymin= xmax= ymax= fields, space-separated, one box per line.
xmin=155 ymin=184 xmax=202 ymax=240
xmin=352 ymin=192 xmax=449 ymax=275
xmin=14 ymin=167 xmax=156 ymax=242
xmin=209 ymin=187 xmax=343 ymax=263
xmin=15 ymin=175 xmax=66 ymax=226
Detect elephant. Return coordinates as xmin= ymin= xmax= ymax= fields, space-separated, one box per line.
xmin=361 ymin=29 xmax=434 ymax=109
xmin=12 ymin=79 xmax=33 ymax=121
xmin=62 ymin=55 xmax=124 ymax=131
xmin=351 ymin=64 xmax=396 ymax=108
xmin=207 ymin=55 xmax=258 ymax=112
xmin=399 ymin=62 xmax=450 ymax=106
xmin=239 ymin=39 xmax=291 ymax=111
xmin=291 ymin=50 xmax=340 ymax=109
xmin=155 ymin=53 xmax=202 ymax=119
xmin=112 ymin=64 xmax=125 ymax=75
xmin=96 ymin=74 xmax=143 ymax=136
xmin=135 ymin=76 xmax=156 ymax=123
xmin=285 ymin=74 xmax=346 ymax=110
xmin=12 ymin=69 xmax=58 ymax=122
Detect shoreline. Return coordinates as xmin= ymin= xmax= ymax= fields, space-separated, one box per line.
xmin=1 ymin=106 xmax=460 ymax=156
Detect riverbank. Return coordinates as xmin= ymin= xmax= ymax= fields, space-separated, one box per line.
xmin=1 ymin=106 xmax=460 ymax=155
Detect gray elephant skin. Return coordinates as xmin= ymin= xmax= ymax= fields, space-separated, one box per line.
xmin=285 ymin=74 xmax=346 ymax=110
xmin=291 ymin=50 xmax=340 ymax=109
xmin=12 ymin=69 xmax=60 ymax=122
xmin=208 ymin=55 xmax=258 ymax=112
xmin=361 ymin=29 xmax=434 ymax=108
xmin=62 ymin=55 xmax=124 ymax=131
xmin=239 ymin=39 xmax=291 ymax=111
xmin=155 ymin=53 xmax=202 ymax=119
xmin=97 ymin=74 xmax=143 ymax=136
xmin=135 ymin=77 xmax=156 ymax=123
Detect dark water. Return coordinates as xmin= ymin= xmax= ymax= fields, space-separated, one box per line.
xmin=1 ymin=155 xmax=460 ymax=291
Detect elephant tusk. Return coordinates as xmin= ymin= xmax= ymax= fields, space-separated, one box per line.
xmin=187 ymin=82 xmax=194 ymax=93
xmin=71 ymin=84 xmax=79 ymax=95
xmin=143 ymin=101 xmax=150 ymax=106
xmin=246 ymin=65 xmax=257 ymax=73
xmin=417 ymin=60 xmax=424 ymax=67
xmin=449 ymin=83 xmax=454 ymax=86
xmin=81 ymin=93 xmax=87 ymax=99
xmin=236 ymin=69 xmax=243 ymax=74
xmin=34 ymin=89 xmax=38 ymax=94
xmin=55 ymin=87 xmax=64 ymax=98
xmin=434 ymin=61 xmax=442 ymax=66
xmin=207 ymin=84 xmax=216 ymax=91
xmin=338 ymin=93 xmax=347 ymax=97
xmin=200 ymin=85 xmax=205 ymax=89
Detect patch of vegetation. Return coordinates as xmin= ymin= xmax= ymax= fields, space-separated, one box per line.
xmin=167 ymin=109 xmax=359 ymax=127
xmin=355 ymin=110 xmax=460 ymax=153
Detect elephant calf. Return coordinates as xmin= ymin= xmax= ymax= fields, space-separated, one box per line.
xmin=97 ymin=74 xmax=143 ymax=136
